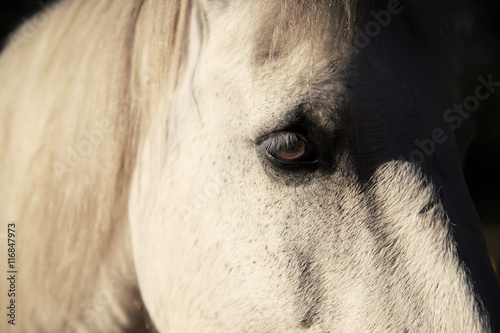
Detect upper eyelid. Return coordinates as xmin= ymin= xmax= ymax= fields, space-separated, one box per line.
xmin=251 ymin=103 xmax=309 ymax=141
xmin=254 ymin=121 xmax=309 ymax=145
xmin=256 ymin=132 xmax=303 ymax=153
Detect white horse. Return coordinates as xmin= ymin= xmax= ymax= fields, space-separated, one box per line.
xmin=1 ymin=0 xmax=499 ymax=332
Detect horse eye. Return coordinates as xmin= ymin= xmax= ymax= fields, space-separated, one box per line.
xmin=273 ymin=137 xmax=309 ymax=162
xmin=258 ymin=132 xmax=316 ymax=165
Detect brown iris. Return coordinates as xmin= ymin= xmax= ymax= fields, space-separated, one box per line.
xmin=274 ymin=138 xmax=309 ymax=162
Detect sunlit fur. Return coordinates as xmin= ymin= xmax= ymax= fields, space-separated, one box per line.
xmin=1 ymin=0 xmax=499 ymax=332
xmin=0 ymin=1 xmax=185 ymax=331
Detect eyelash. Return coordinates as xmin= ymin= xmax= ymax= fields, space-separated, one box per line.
xmin=257 ymin=132 xmax=302 ymax=155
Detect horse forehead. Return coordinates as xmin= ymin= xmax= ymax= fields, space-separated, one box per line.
xmin=245 ymin=1 xmax=352 ymax=67
xmin=202 ymin=2 xmax=355 ymax=134
xmin=202 ymin=2 xmax=348 ymax=63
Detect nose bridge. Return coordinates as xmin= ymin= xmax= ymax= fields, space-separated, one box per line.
xmin=279 ymin=178 xmax=381 ymax=330
xmin=291 ymin=250 xmax=326 ymax=329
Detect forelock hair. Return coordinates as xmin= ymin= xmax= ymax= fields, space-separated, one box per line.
xmin=251 ymin=0 xmax=463 ymax=96
xmin=253 ymin=0 xmax=362 ymax=66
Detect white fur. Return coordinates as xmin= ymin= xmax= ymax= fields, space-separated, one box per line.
xmin=129 ymin=1 xmax=498 ymax=332
xmin=1 ymin=0 xmax=498 ymax=332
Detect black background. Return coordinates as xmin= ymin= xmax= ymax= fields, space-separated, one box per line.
xmin=1 ymin=1 xmax=499 ymax=256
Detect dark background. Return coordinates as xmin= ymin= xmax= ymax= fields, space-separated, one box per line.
xmin=1 ymin=1 xmax=499 ymax=259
